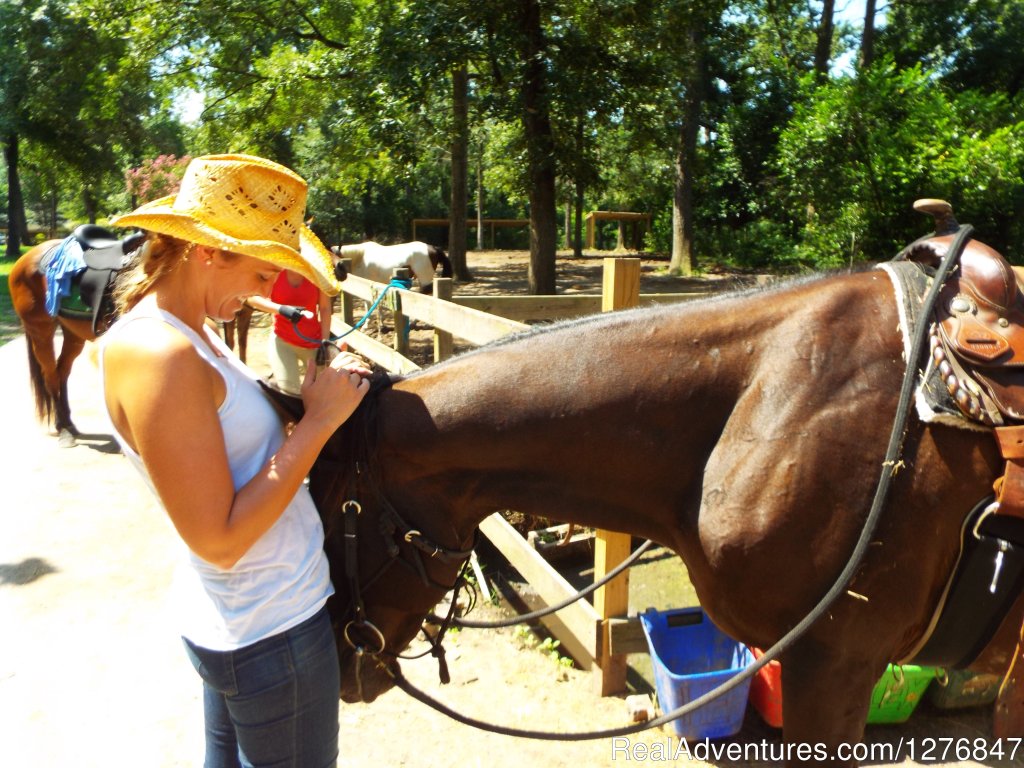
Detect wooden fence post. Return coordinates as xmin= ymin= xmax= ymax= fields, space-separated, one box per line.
xmin=433 ymin=277 xmax=454 ymax=363
xmin=595 ymin=257 xmax=640 ymax=696
xmin=338 ymin=258 xmax=355 ymax=326
xmin=390 ymin=267 xmax=410 ymax=357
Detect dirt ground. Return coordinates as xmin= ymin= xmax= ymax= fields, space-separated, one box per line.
xmin=0 ymin=250 xmax=1018 ymax=767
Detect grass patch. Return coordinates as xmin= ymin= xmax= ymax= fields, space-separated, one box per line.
xmin=0 ymin=250 xmax=31 ymax=346
xmin=0 ymin=260 xmax=20 ymax=346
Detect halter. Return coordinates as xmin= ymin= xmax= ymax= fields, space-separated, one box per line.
xmin=335 ymin=485 xmax=477 ymax=699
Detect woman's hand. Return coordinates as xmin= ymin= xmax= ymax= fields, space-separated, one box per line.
xmin=300 ymin=349 xmax=372 ymax=432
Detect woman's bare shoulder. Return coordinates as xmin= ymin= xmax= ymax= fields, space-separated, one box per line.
xmin=104 ymin=316 xmax=208 ymax=382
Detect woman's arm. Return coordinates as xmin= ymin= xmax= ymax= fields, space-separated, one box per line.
xmin=247 ymin=294 xmax=315 ymax=324
xmin=245 ymin=295 xmax=281 ymax=316
xmin=103 ymin=320 xmax=370 ymax=569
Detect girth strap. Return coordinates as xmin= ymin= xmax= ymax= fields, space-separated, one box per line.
xmin=994 ymin=425 xmax=1024 ymax=521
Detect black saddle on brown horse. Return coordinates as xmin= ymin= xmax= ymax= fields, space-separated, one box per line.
xmin=53 ymin=224 xmax=145 ymax=335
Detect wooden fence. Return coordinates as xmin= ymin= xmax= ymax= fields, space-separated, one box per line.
xmin=330 ymin=258 xmax=700 ymax=695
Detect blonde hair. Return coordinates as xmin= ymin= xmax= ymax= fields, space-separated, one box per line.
xmin=113 ymin=233 xmax=191 ymax=313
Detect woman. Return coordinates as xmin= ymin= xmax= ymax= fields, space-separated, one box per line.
xmin=246 ymin=270 xmax=334 ymax=395
xmin=100 ymin=154 xmax=369 ymax=768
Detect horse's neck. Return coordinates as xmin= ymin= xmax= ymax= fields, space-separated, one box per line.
xmin=374 ymin=271 xmax=900 ymax=546
xmin=375 ymin=301 xmax=766 ymax=542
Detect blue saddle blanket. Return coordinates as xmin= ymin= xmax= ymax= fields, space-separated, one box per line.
xmin=42 ymin=236 xmax=86 ymax=317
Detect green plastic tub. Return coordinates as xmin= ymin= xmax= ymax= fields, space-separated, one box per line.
xmin=750 ymin=657 xmax=937 ymax=727
xmin=867 ymin=665 xmax=937 ymax=724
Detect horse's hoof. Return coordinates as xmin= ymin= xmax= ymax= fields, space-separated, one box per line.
xmin=57 ymin=429 xmax=77 ymax=448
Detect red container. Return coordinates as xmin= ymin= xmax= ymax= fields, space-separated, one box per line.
xmin=749 ymin=647 xmax=783 ymax=728
xmin=749 ymin=648 xmax=936 ymax=727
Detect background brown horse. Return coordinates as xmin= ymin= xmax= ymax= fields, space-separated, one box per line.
xmin=220 ymin=304 xmax=254 ymax=363
xmin=284 ymin=262 xmax=1024 ymax=765
xmin=8 ymin=227 xmax=141 ymax=446
xmin=9 ymin=240 xmax=97 ymax=447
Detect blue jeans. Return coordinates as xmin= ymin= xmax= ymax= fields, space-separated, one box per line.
xmin=183 ymin=607 xmax=340 ymax=768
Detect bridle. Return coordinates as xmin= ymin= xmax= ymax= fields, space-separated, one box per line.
xmin=335 ymin=488 xmax=477 ymax=700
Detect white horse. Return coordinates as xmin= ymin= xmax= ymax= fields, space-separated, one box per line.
xmin=332 ymin=241 xmax=452 ymax=293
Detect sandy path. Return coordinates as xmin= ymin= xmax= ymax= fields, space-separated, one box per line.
xmin=0 ymin=334 xmax=683 ymax=768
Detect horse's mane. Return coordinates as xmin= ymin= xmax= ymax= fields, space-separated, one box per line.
xmin=309 ymin=372 xmax=393 ymax=532
xmin=396 ymin=265 xmax=876 ymax=380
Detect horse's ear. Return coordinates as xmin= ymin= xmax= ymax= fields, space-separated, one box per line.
xmin=258 ymin=380 xmax=305 ymax=423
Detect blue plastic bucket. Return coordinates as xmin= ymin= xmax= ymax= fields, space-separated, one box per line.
xmin=640 ymin=607 xmax=754 ymax=740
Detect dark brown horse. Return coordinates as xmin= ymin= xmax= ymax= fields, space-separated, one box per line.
xmin=271 ymin=244 xmax=1024 ymax=764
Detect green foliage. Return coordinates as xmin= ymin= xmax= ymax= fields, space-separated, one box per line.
xmin=513 ymin=626 xmax=575 ymax=678
xmin=774 ymin=61 xmax=1024 ymax=265
xmin=9 ymin=1 xmax=1024 ymax=274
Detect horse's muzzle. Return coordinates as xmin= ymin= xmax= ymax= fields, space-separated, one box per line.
xmin=338 ymin=650 xmax=398 ymax=703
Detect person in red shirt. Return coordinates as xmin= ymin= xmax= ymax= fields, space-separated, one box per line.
xmin=247 ymin=270 xmax=334 ymax=394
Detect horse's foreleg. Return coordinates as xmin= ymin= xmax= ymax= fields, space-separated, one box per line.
xmin=54 ymin=332 xmax=86 ymax=444
xmin=780 ymin=645 xmax=882 ymax=767
xmin=222 ymin=319 xmax=236 ymax=351
xmin=236 ymin=306 xmax=253 ymax=364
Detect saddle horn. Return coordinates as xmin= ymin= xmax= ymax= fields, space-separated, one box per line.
xmin=914 ymin=198 xmax=960 ymax=236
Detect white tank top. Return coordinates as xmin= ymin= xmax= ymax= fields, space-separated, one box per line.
xmin=99 ymin=303 xmax=333 ymax=650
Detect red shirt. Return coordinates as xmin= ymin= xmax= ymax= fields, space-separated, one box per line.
xmin=271 ymin=272 xmax=322 ymax=348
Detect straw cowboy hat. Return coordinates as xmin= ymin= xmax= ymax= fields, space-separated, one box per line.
xmin=112 ymin=154 xmax=341 ymax=295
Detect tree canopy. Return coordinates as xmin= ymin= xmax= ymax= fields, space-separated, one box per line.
xmin=4 ymin=1 xmax=1024 ymax=286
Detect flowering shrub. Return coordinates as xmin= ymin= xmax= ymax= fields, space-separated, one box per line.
xmin=124 ymin=155 xmax=191 ymax=203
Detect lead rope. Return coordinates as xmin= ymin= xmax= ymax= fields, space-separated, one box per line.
xmin=388 ymin=225 xmax=975 ymax=740
xmin=334 ymin=277 xmax=413 ymax=342
xmin=442 ymin=539 xmax=654 ymax=629
xmin=281 ymin=275 xmax=414 ymax=363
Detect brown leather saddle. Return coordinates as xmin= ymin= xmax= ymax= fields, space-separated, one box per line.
xmin=901 ymin=200 xmax=1024 ymax=737
xmin=902 ymin=201 xmax=1024 ymax=515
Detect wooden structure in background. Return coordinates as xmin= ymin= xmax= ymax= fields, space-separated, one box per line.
xmin=411 ymin=217 xmax=530 ymax=248
xmin=585 ymin=211 xmax=651 ymax=251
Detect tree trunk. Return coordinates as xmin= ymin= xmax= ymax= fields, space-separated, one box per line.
xmin=48 ymin=189 xmax=58 ymax=238
xmin=670 ymin=24 xmax=704 ymax=276
xmin=814 ymin=0 xmax=836 ymax=81
xmin=361 ymin=182 xmax=375 ymax=240
xmin=82 ymin=188 xmax=98 ymax=224
xmin=564 ymin=199 xmax=571 ymax=250
xmin=574 ymin=179 xmax=584 ymax=258
xmin=4 ymin=134 xmax=29 ymax=257
xmin=448 ymin=65 xmax=472 ymax=281
xmin=860 ymin=0 xmax=877 ymax=70
xmin=518 ymin=0 xmax=558 ymax=295
xmin=476 ymin=144 xmax=484 ymax=252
